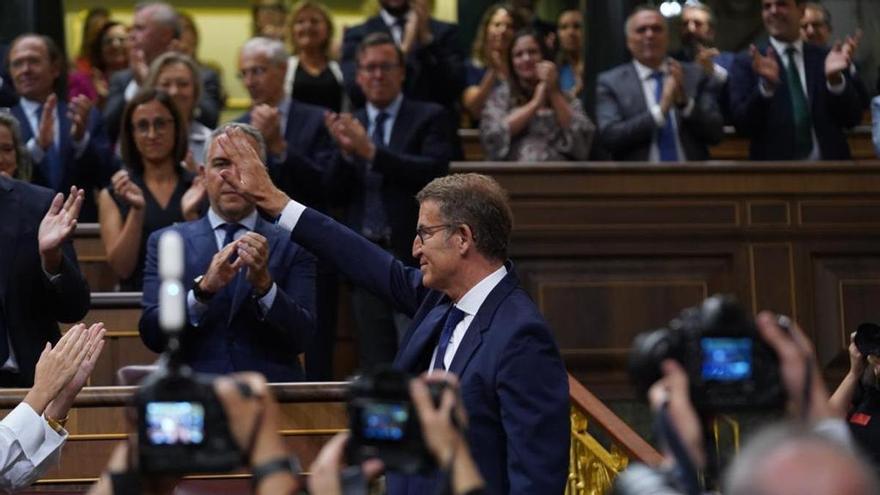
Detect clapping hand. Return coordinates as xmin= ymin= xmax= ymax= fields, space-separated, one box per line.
xmin=181 ymin=174 xmax=206 ymax=221
xmin=36 ymin=94 xmax=56 ymax=151
xmin=39 ymin=186 xmax=84 ymax=274
xmin=695 ymin=44 xmax=720 ymax=77
xmin=68 ymin=94 xmax=93 ymax=141
xmin=324 ymin=112 xmax=374 ymax=160
xmin=750 ymin=44 xmax=780 ymax=89
xmin=825 ymin=41 xmax=852 ymax=85
xmin=24 ymin=323 xmax=95 ymax=415
xmin=250 ymin=104 xmax=286 ymax=156
xmin=111 ymin=169 xmax=146 ymax=210
xmin=236 ymin=232 xmax=272 ymax=296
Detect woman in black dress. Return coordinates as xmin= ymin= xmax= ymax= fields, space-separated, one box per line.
xmin=97 ymin=89 xmax=203 ymax=290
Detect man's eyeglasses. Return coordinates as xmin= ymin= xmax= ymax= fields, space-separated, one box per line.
xmin=238 ymin=66 xmax=269 ymax=79
xmin=133 ymin=118 xmax=172 ymax=135
xmin=357 ymin=62 xmax=400 ymax=75
xmin=415 ymin=224 xmax=453 ymax=244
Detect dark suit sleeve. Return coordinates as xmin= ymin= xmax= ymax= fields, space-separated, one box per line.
xmin=681 ymin=72 xmax=724 ymax=146
xmin=139 ymin=230 xmax=166 ymax=353
xmin=728 ymin=52 xmax=767 ymax=137
xmin=195 ymin=68 xmax=222 ymax=129
xmin=103 ymin=71 xmax=130 ymax=143
xmin=43 ymin=243 xmax=90 ymax=323
xmin=595 ymin=72 xmax=656 ymax=154
xmin=340 ymin=26 xmax=367 ymax=109
xmin=826 ymin=71 xmax=865 ymax=129
xmin=74 ymin=109 xmax=119 ymax=189
xmin=405 ymin=22 xmax=466 ymax=108
xmin=292 ymin=208 xmax=427 ymax=317
xmin=261 ymin=244 xmax=316 ymax=354
xmin=497 ymin=319 xmax=570 ymax=493
xmin=372 ymin=107 xmax=452 ymax=189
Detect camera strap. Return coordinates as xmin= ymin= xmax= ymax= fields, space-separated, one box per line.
xmin=655 ymin=403 xmax=701 ymax=495
xmin=340 ymin=465 xmax=369 ymax=495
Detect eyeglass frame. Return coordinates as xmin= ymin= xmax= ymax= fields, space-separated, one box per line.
xmin=415 ymin=223 xmax=456 ymax=244
xmin=357 ymin=62 xmax=402 ymax=75
xmin=133 ymin=117 xmax=173 ymax=136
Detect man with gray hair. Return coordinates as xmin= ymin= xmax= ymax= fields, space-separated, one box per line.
xmin=138 ymin=122 xmax=316 ymax=382
xmin=103 ymin=1 xmax=223 ymax=142
xmin=236 ymin=36 xmax=339 ymax=381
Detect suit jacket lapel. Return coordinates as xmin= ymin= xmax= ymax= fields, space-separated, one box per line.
xmin=388 ymin=98 xmax=410 ymax=151
xmin=11 ymin=105 xmax=33 ymax=144
xmin=624 ymin=65 xmax=649 ymax=116
xmin=394 ymin=301 xmax=450 ymax=371
xmin=56 ymin=102 xmax=74 ymax=187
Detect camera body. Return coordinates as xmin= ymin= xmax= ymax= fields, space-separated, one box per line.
xmin=135 ymin=365 xmax=242 ymax=474
xmin=629 ymin=295 xmax=785 ymax=413
xmin=346 ymin=367 xmax=448 ymax=474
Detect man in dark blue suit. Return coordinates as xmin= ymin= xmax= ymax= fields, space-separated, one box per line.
xmin=0 ymin=179 xmax=90 ymax=387
xmin=8 ymin=34 xmax=115 ymax=222
xmin=236 ymin=36 xmax=338 ymax=380
xmin=325 ymin=32 xmax=452 ymax=370
xmin=728 ymin=0 xmax=863 ymax=160
xmin=340 ymin=0 xmax=465 ymax=116
xmin=139 ymin=123 xmax=316 ymax=382
xmin=214 ymin=127 xmax=570 ymax=495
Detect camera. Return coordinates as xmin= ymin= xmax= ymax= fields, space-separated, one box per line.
xmin=629 ymin=295 xmax=786 ymax=413
xmin=135 ymin=231 xmax=242 ymax=474
xmin=854 ymin=322 xmax=880 ymax=356
xmin=346 ymin=367 xmax=450 ymax=474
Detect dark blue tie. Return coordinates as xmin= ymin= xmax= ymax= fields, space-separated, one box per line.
xmin=651 ymin=72 xmax=679 ymax=162
xmin=363 ymin=112 xmax=390 ymax=242
xmin=221 ymin=223 xmax=241 ymax=262
xmin=432 ymin=306 xmax=466 ymax=371
xmin=36 ymin=104 xmax=62 ymax=190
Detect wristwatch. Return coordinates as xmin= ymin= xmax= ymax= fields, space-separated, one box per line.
xmin=251 ymin=455 xmax=301 ymax=488
xmin=192 ymin=275 xmax=214 ymax=303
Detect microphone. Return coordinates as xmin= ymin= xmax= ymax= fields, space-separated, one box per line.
xmin=158 ymin=230 xmax=185 ymax=333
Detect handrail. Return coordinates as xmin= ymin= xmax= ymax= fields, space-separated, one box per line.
xmin=567 ymin=373 xmax=662 ymax=465
xmin=90 ymin=292 xmax=141 ymax=308
xmin=0 ymin=382 xmax=349 ymax=409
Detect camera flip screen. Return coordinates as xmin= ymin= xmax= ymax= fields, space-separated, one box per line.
xmin=360 ymin=402 xmax=409 ymax=441
xmin=145 ymin=401 xmax=206 ymax=445
xmin=701 ymin=337 xmax=752 ymax=381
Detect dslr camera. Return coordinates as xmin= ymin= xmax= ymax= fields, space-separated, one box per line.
xmin=629 ymin=295 xmax=786 ymax=412
xmin=135 ymin=231 xmax=241 ymax=474
xmin=346 ymin=367 xmax=451 ymax=474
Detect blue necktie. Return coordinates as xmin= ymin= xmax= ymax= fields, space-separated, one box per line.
xmin=432 ymin=306 xmax=466 ymax=371
xmin=363 ymin=112 xmax=390 ymax=242
xmin=36 ymin=104 xmax=62 ymax=190
xmin=651 ymin=72 xmax=679 ymax=162
xmin=221 ymin=223 xmax=241 ymax=262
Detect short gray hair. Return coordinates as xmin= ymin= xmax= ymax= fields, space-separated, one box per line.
xmin=240 ymin=37 xmax=289 ymax=66
xmin=206 ymin=123 xmax=268 ymax=165
xmin=624 ymin=4 xmax=665 ymax=37
xmin=135 ymin=2 xmax=182 ymax=38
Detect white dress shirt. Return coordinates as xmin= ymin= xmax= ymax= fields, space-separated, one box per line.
xmin=19 ymin=98 xmax=89 ymax=164
xmin=632 ymin=60 xmax=693 ymax=162
xmin=0 ymin=403 xmax=66 ymax=492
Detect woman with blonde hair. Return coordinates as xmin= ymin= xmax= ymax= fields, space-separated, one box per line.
xmin=283 ymin=0 xmax=346 ymax=112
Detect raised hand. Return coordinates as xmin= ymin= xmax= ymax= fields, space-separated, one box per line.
xmin=825 ymin=41 xmax=851 ymax=84
xmin=842 ymin=29 xmax=863 ymax=60
xmin=39 ymin=186 xmax=84 ymax=274
xmin=695 ymin=45 xmax=720 ymax=76
xmin=111 ymin=169 xmax=145 ymax=210
xmin=536 ymin=61 xmax=559 ymax=91
xmin=130 ymin=48 xmax=149 ymax=84
xmin=181 ymin=150 xmax=198 ymax=173
xmin=750 ymin=44 xmax=780 ymax=88
xmin=44 ymin=323 xmax=107 ymax=422
xmin=181 ymin=175 xmax=206 ymax=221
xmin=24 ymin=323 xmax=93 ymax=414
xmin=198 ymin=240 xmax=245 ymax=295
xmin=250 ymin=104 xmax=286 ymax=156
xmin=667 ymin=59 xmax=687 ymax=105
xmin=214 ymin=127 xmax=289 ymax=217
xmin=648 ymin=360 xmax=706 ymax=468
xmin=37 ymin=94 xmax=57 ymax=151
xmin=67 ymin=94 xmax=93 ymax=141
xmin=236 ymin=232 xmax=272 ymax=295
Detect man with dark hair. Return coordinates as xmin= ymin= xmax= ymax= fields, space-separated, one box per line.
xmin=7 ymin=34 xmax=115 ymax=222
xmin=139 ymin=123 xmax=316 ymax=382
xmin=214 ymin=126 xmax=570 ymax=495
xmin=103 ymin=1 xmax=222 ymax=142
xmin=801 ymin=2 xmax=832 ymax=47
xmin=324 ymin=32 xmax=453 ymax=370
xmin=340 ymin=0 xmax=465 ymax=117
xmin=673 ymin=3 xmax=735 ymax=83
xmin=728 ymin=0 xmax=863 ymax=160
xmin=596 ymin=6 xmax=723 ymax=161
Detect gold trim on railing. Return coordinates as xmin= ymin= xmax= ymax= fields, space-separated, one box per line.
xmin=566 ymin=405 xmax=630 ymax=495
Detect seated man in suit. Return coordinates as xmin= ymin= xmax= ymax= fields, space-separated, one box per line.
xmin=236 ymin=36 xmax=338 ymax=380
xmin=325 ymin=32 xmax=453 ymax=370
xmin=728 ymin=0 xmax=863 ymax=160
xmin=0 ymin=178 xmax=90 ymax=387
xmin=340 ymin=0 xmax=465 ymax=116
xmin=214 ymin=127 xmax=570 ymax=494
xmin=7 ymin=34 xmax=115 ymax=222
xmin=103 ymin=2 xmax=222 ymax=143
xmin=139 ymin=123 xmax=316 ymax=382
xmin=596 ymin=6 xmax=723 ymax=161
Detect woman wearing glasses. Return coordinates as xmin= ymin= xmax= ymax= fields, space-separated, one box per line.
xmin=97 ymin=89 xmax=203 ymax=290
xmin=68 ymin=21 xmax=129 ymax=109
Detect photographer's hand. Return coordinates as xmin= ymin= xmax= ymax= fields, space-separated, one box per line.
xmin=307 ymin=432 xmax=384 ymax=495
xmin=756 ymin=312 xmax=835 ymax=421
xmin=648 ymin=360 xmax=706 ymax=470
xmin=412 ymin=374 xmax=486 ymax=495
xmin=829 ymin=331 xmax=865 ymax=417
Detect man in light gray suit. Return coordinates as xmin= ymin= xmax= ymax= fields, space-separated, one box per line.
xmin=596 ymin=6 xmax=723 ymax=162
